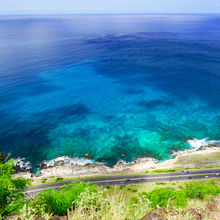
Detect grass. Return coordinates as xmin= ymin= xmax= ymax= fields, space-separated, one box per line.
xmin=107 ymin=179 xmax=220 ymax=200
xmin=41 ymin=178 xmax=47 ymax=184
xmin=31 ymin=165 xmax=220 ymax=187
xmin=9 ymin=179 xmax=220 ymax=220
xmin=176 ymin=152 xmax=220 ymax=165
xmin=55 ymin=177 xmax=64 ymax=182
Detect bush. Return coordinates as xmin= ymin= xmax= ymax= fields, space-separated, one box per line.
xmin=75 ymin=188 xmax=110 ymax=218
xmin=55 ymin=177 xmax=64 ymax=182
xmin=146 ymin=187 xmax=187 ymax=209
xmin=145 ymin=180 xmax=220 ymax=210
xmin=41 ymin=178 xmax=47 ymax=184
xmin=127 ymin=187 xmax=138 ymax=193
xmin=9 ymin=204 xmax=52 ymax=220
xmin=33 ymin=181 xmax=98 ymax=216
xmin=184 ymin=180 xmax=220 ymax=200
xmin=0 ymin=159 xmax=31 ymax=217
xmin=120 ymin=185 xmax=126 ymax=189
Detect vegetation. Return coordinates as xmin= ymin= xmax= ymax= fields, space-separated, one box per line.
xmin=5 ymin=179 xmax=220 ymax=219
xmin=55 ymin=177 xmax=64 ymax=182
xmin=1 ymin=159 xmax=220 ymax=219
xmin=0 ymin=159 xmax=31 ymax=217
xmin=33 ymin=181 xmax=98 ymax=216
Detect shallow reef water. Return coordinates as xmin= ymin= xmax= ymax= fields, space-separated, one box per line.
xmin=0 ymin=14 xmax=220 ymax=169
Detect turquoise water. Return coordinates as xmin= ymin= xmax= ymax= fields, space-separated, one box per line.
xmin=0 ymin=15 xmax=220 ymax=169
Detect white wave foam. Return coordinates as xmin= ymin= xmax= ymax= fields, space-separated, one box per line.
xmin=134 ymin=157 xmax=158 ymax=163
xmin=14 ymin=157 xmax=31 ymax=171
xmin=187 ymin=138 xmax=219 ymax=150
xmin=42 ymin=156 xmax=94 ymax=168
xmin=14 ymin=138 xmax=220 ymax=172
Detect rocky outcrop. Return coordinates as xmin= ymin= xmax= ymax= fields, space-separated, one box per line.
xmin=141 ymin=208 xmax=179 ymax=220
xmin=182 ymin=208 xmax=205 ymax=220
xmin=206 ymin=195 xmax=220 ymax=220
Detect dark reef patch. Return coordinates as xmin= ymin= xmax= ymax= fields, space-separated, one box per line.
xmin=124 ymin=88 xmax=144 ymax=95
xmin=33 ymin=103 xmax=91 ymax=123
xmin=137 ymin=99 xmax=173 ymax=109
xmin=0 ymin=103 xmax=91 ymax=170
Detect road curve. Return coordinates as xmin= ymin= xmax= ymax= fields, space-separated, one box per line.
xmin=26 ymin=169 xmax=220 ymax=197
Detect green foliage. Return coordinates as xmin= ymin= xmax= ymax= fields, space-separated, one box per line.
xmin=0 ymin=152 xmax=6 ymax=164
xmin=9 ymin=204 xmax=52 ymax=220
xmin=55 ymin=177 xmax=64 ymax=182
xmin=127 ymin=187 xmax=138 ymax=193
xmin=152 ymin=169 xmax=178 ymax=173
xmin=143 ymin=180 xmax=220 ymax=210
xmin=41 ymin=178 xmax=47 ymax=184
xmin=155 ymin=182 xmax=167 ymax=185
xmin=103 ymin=185 xmax=110 ymax=189
xmin=120 ymin=185 xmax=126 ymax=189
xmin=184 ymin=180 xmax=220 ymax=200
xmin=146 ymin=187 xmax=187 ymax=209
xmin=0 ymin=159 xmax=31 ymax=217
xmin=33 ymin=181 xmax=98 ymax=216
xmin=75 ymin=188 xmax=110 ymax=218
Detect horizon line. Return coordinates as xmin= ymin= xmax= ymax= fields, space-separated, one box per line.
xmin=1 ymin=12 xmax=220 ymax=16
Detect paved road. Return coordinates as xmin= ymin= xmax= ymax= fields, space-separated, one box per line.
xmin=26 ymin=169 xmax=220 ymax=197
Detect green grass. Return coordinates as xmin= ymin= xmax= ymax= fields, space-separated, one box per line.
xmin=55 ymin=177 xmax=64 ymax=182
xmin=107 ymin=179 xmax=220 ymax=200
xmin=7 ymin=179 xmax=220 ymax=220
xmin=31 ymin=165 xmax=220 ymax=187
xmin=176 ymin=152 xmax=220 ymax=165
xmin=41 ymin=178 xmax=47 ymax=184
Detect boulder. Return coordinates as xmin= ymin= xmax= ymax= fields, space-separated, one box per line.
xmin=51 ymin=216 xmax=67 ymax=220
xmin=182 ymin=208 xmax=204 ymax=220
xmin=141 ymin=208 xmax=179 ymax=220
xmin=206 ymin=195 xmax=220 ymax=212
xmin=205 ymin=195 xmax=220 ymax=220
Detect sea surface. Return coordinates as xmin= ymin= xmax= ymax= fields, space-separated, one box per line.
xmin=0 ymin=14 xmax=220 ymax=170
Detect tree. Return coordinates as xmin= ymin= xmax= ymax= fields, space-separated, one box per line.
xmin=0 ymin=152 xmax=6 ymax=164
xmin=0 ymin=159 xmax=31 ymax=217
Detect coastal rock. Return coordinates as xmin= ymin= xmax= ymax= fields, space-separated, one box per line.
xmin=84 ymin=154 xmax=94 ymax=159
xmin=182 ymin=208 xmax=204 ymax=220
xmin=207 ymin=195 xmax=220 ymax=212
xmin=39 ymin=161 xmax=48 ymax=169
xmin=205 ymin=195 xmax=220 ymax=220
xmin=187 ymin=138 xmax=220 ymax=151
xmin=141 ymin=208 xmax=179 ymax=220
xmin=14 ymin=158 xmax=31 ymax=172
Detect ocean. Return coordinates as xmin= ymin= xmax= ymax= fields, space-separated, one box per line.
xmin=0 ymin=14 xmax=220 ymax=170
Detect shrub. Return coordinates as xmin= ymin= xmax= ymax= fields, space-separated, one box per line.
xmin=120 ymin=185 xmax=126 ymax=189
xmin=9 ymin=204 xmax=52 ymax=220
xmin=153 ymin=169 xmax=177 ymax=173
xmin=146 ymin=187 xmax=187 ymax=209
xmin=184 ymin=180 xmax=220 ymax=200
xmin=33 ymin=181 xmax=98 ymax=216
xmin=0 ymin=159 xmax=31 ymax=217
xmin=75 ymin=188 xmax=110 ymax=218
xmin=104 ymin=185 xmax=110 ymax=189
xmin=55 ymin=177 xmax=64 ymax=182
xmin=41 ymin=178 xmax=47 ymax=184
xmin=127 ymin=187 xmax=138 ymax=193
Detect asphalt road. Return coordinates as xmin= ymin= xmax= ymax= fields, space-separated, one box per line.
xmin=26 ymin=169 xmax=220 ymax=197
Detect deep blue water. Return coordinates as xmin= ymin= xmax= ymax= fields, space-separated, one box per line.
xmin=0 ymin=14 xmax=220 ymax=169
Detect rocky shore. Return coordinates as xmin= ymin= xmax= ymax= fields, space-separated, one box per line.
xmin=14 ymin=138 xmax=220 ymax=183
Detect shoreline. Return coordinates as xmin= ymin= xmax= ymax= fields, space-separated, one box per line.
xmin=14 ymin=140 xmax=220 ymax=183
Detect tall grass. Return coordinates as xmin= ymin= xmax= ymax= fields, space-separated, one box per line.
xmin=68 ymin=188 xmax=151 ymax=220
xmin=8 ymin=179 xmax=220 ymax=220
